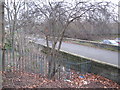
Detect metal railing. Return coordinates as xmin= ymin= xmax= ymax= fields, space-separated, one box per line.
xmin=0 ymin=43 xmax=47 ymax=76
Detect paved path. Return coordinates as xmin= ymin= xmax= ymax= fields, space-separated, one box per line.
xmin=61 ymin=42 xmax=119 ymax=67
xmin=35 ymin=39 xmax=119 ymax=68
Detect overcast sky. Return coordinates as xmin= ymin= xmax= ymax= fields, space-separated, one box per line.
xmin=6 ymin=0 xmax=120 ymax=4
xmin=46 ymin=0 xmax=119 ymax=13
xmin=48 ymin=0 xmax=119 ymax=4
xmin=23 ymin=0 xmax=119 ymax=4
xmin=5 ymin=0 xmax=120 ymax=12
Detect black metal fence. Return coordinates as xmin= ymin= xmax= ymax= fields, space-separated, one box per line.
xmin=0 ymin=42 xmax=48 ymax=76
xmin=0 ymin=42 xmax=92 ymax=80
xmin=0 ymin=48 xmax=2 ymax=71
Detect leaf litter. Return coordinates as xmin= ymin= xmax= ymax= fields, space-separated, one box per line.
xmin=1 ymin=71 xmax=120 ymax=89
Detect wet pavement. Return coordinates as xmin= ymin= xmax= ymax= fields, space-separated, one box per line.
xmin=61 ymin=42 xmax=119 ymax=67
xmin=35 ymin=38 xmax=119 ymax=68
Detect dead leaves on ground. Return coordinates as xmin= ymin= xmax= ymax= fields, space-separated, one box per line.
xmin=1 ymin=71 xmax=120 ymax=88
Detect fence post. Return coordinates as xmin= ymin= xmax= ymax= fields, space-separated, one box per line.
xmin=0 ymin=1 xmax=5 ymax=72
xmin=0 ymin=1 xmax=5 ymax=90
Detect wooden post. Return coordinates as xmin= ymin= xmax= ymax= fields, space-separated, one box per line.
xmin=0 ymin=1 xmax=5 ymax=71
xmin=0 ymin=1 xmax=5 ymax=89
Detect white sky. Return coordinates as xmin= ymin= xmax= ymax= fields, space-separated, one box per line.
xmin=45 ymin=0 xmax=119 ymax=12
xmin=6 ymin=0 xmax=119 ymax=5
xmin=48 ymin=0 xmax=119 ymax=4
xmin=25 ymin=0 xmax=119 ymax=4
xmin=47 ymin=0 xmax=119 ymax=13
xmin=92 ymin=0 xmax=118 ymax=3
xmin=5 ymin=0 xmax=120 ymax=13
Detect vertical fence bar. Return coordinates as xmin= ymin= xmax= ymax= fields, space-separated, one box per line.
xmin=1 ymin=1 xmax=5 ymax=72
xmin=16 ymin=48 xmax=17 ymax=71
xmin=37 ymin=54 xmax=39 ymax=73
xmin=0 ymin=48 xmax=2 ymax=71
xmin=28 ymin=48 xmax=30 ymax=72
xmin=14 ymin=50 xmax=17 ymax=72
xmin=5 ymin=50 xmax=8 ymax=71
xmin=35 ymin=53 xmax=37 ymax=73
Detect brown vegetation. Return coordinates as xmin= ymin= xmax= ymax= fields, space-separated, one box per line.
xmin=2 ymin=71 xmax=120 ymax=88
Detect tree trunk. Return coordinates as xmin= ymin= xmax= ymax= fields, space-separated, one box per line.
xmin=45 ymin=35 xmax=49 ymax=48
xmin=47 ymin=55 xmax=56 ymax=79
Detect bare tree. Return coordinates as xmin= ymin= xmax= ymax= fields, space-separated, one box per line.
xmin=28 ymin=0 xmax=119 ymax=79
xmin=4 ymin=0 xmax=32 ymax=72
xmin=64 ymin=1 xmax=118 ymax=40
xmin=4 ymin=0 xmax=118 ymax=79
